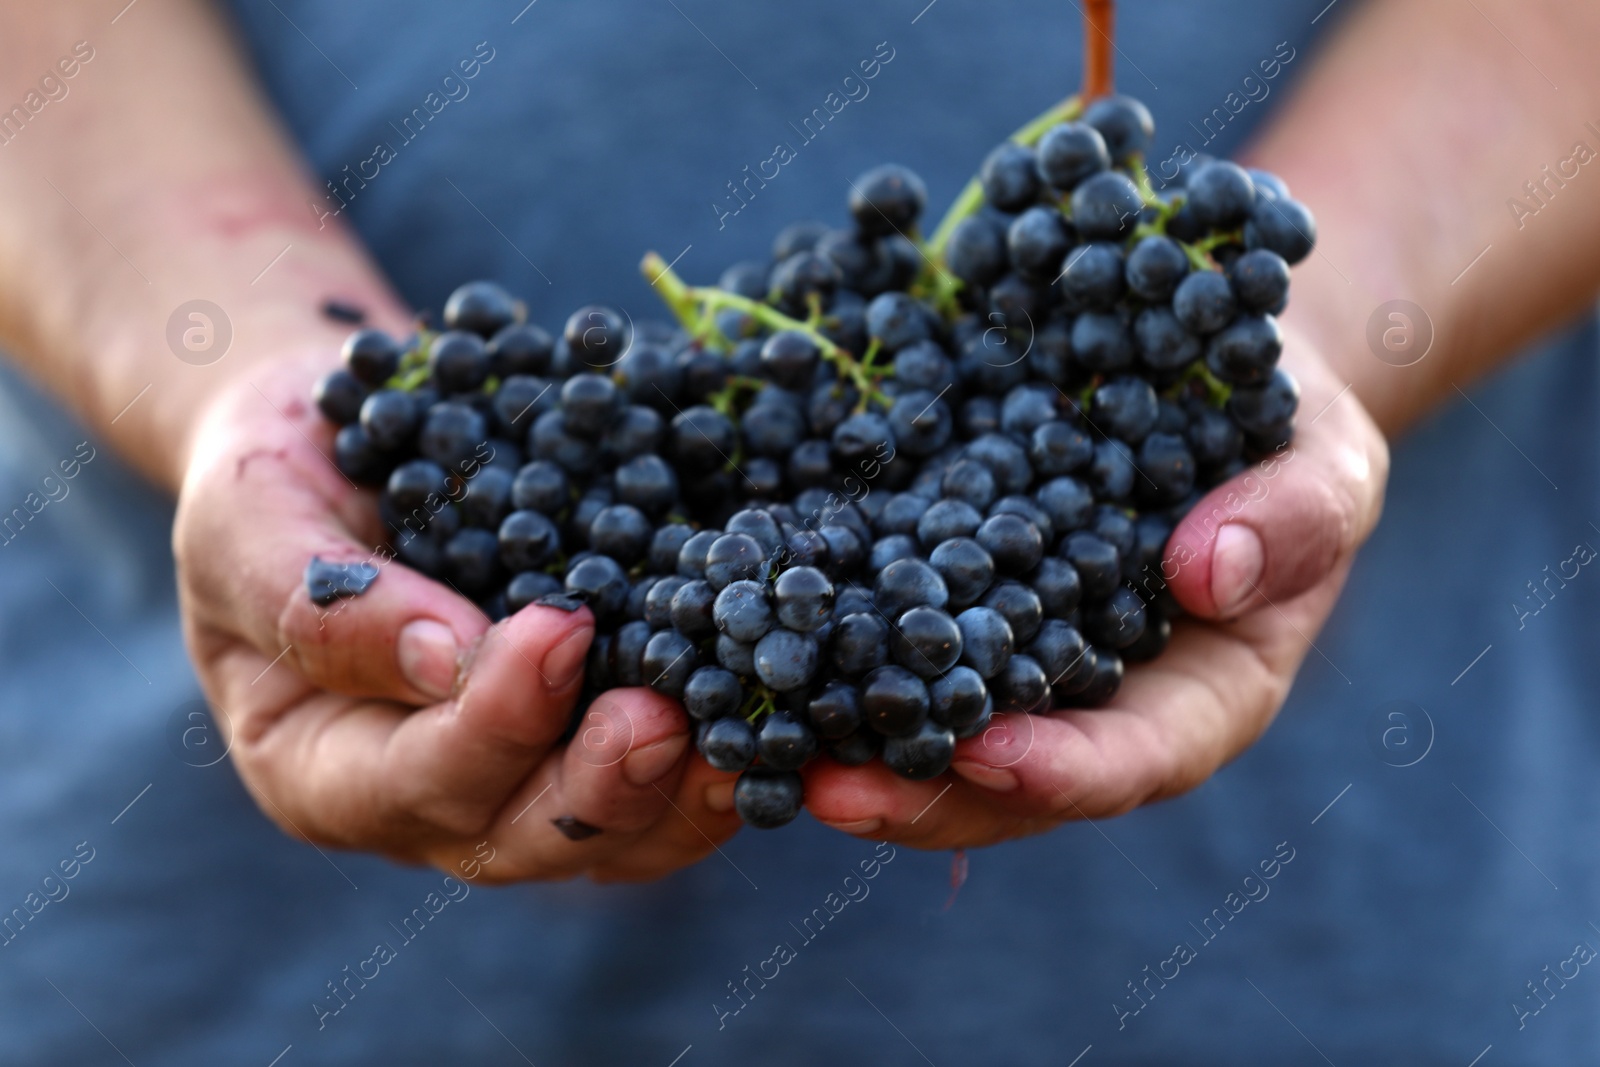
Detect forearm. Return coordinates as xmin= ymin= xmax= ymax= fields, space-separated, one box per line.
xmin=1249 ymin=0 xmax=1600 ymax=435
xmin=0 ymin=0 xmax=408 ymax=492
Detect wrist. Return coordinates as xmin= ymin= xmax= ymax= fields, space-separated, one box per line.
xmin=65 ymin=187 xmax=411 ymax=492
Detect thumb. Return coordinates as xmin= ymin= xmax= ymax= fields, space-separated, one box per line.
xmin=1164 ymin=355 xmax=1388 ymax=619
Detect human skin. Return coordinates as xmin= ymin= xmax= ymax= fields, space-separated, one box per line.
xmin=0 ymin=0 xmax=1595 ymax=869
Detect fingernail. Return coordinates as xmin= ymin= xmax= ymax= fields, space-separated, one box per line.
xmin=1211 ymin=523 xmax=1265 ymax=618
xmin=541 ymin=624 xmax=593 ymax=693
xmin=398 ymin=620 xmax=458 ymax=701
xmin=704 ymin=781 xmax=736 ymax=814
xmin=624 ymin=736 xmax=688 ymax=787
xmin=953 ymin=760 xmax=1020 ymax=793
xmin=822 ymin=818 xmax=883 ymax=835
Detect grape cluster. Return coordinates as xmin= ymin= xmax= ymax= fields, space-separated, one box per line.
xmin=310 ymin=90 xmax=1315 ymax=830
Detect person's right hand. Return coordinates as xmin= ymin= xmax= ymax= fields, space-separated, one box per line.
xmin=173 ymin=355 xmax=741 ymax=883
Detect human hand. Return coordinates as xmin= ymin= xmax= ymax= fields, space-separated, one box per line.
xmin=801 ymin=331 xmax=1388 ymax=846
xmin=173 ymin=357 xmax=741 ymax=883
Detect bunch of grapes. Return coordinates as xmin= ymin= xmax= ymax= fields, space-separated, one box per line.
xmin=309 ymin=88 xmax=1316 ymax=830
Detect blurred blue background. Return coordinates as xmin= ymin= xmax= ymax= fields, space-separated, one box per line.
xmin=0 ymin=0 xmax=1596 ymax=1062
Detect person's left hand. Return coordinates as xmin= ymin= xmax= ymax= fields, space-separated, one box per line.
xmin=801 ymin=330 xmax=1388 ymax=845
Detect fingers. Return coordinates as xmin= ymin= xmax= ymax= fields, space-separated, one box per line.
xmin=175 ymin=391 xmax=490 ymax=706
xmin=425 ymin=732 xmax=739 ymax=885
xmin=381 ymin=606 xmax=594 ymax=834
xmin=555 ymin=688 xmax=693 ymax=834
xmin=1164 ymin=349 xmax=1389 ymax=619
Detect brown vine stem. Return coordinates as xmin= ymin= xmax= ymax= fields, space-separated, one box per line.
xmin=1083 ymin=0 xmax=1115 ymax=100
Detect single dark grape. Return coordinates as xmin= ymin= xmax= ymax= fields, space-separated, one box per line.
xmin=882 ymin=722 xmax=956 ymax=781
xmin=1084 ymin=585 xmax=1149 ymax=650
xmin=888 ymin=391 xmax=954 ymax=457
xmin=701 ymin=624 xmax=750 ymax=672
xmin=945 ymin=215 xmax=1009 ymax=289
xmin=772 ymin=566 xmax=834 ymax=633
xmin=1072 ymin=311 xmax=1135 ymax=375
xmin=1185 ymin=161 xmax=1256 ymax=230
xmin=444 ymin=528 xmax=501 ymax=596
xmin=976 ymin=513 xmax=1045 ymax=576
xmin=1228 ymin=367 xmax=1300 ymax=436
xmin=954 ymin=605 xmax=1015 ymax=679
xmin=980 ymin=581 xmax=1044 ymax=645
xmin=849 ymin=163 xmax=927 ymax=236
xmin=941 ymin=458 xmax=998 ymax=511
xmin=929 ymin=537 xmax=996 ymax=608
xmin=807 ymin=681 xmax=864 ymax=740
xmin=529 ymin=410 xmax=600 ymax=478
xmin=314 ymin=369 xmax=367 ymax=425
xmin=1082 ymin=94 xmax=1155 ymax=162
xmin=1172 ymin=271 xmax=1238 ymax=336
xmin=1187 ymin=407 xmax=1245 ymax=471
xmin=1206 ymin=315 xmax=1283 ymax=387
xmin=1228 ymin=249 xmax=1291 ymax=314
xmin=1134 ymin=307 xmax=1203 ymax=374
xmin=1070 ymin=171 xmax=1143 ymax=242
xmin=1125 ymin=235 xmax=1191 ymax=303
xmin=505 ymin=571 xmax=562 ymax=614
xmin=487 ymin=323 xmax=554 ymax=378
xmin=992 ymin=653 xmax=1050 ymax=713
xmin=497 ymin=509 xmax=560 ymax=572
xmin=564 ymin=554 xmax=628 ymax=619
xmin=713 ymin=579 xmax=775 ymax=643
xmin=418 ymin=401 xmax=489 ymax=472
xmin=833 ymin=612 xmax=891 ymax=677
xmin=861 ymin=665 xmax=930 ymax=737
xmin=342 ymin=328 xmax=402 ymax=386
xmin=875 ymin=557 xmax=950 ymax=617
xmin=1245 ymin=196 xmax=1318 ymax=265
xmin=1059 ymin=242 xmax=1127 ymax=311
xmin=386 ymin=458 xmax=448 ymax=514
xmin=929 ymin=666 xmax=990 ymax=731
xmin=429 ymin=331 xmax=491 ymax=394
xmin=1090 ymin=377 xmax=1160 ymax=444
xmin=753 ymin=628 xmax=820 ymax=692
xmin=699 ymin=716 xmax=756 ymax=771
xmin=643 ymin=629 xmax=701 ymax=698
xmin=890 ymin=606 xmax=964 ymax=678
xmin=1033 ymin=476 xmax=1095 ymax=536
xmin=669 ymin=578 xmax=718 ymax=638
xmin=1029 ymin=421 xmax=1094 ymax=478
xmin=733 ymin=768 xmax=804 ymax=829
xmin=1007 ymin=206 xmax=1072 ymax=280
xmin=1062 ymin=531 xmax=1123 ymax=601
xmin=979 ymin=141 xmax=1043 ymax=212
xmin=1030 ymin=618 xmax=1090 ymax=689
xmin=1038 ymin=121 xmax=1111 ymax=190
xmin=360 ymin=389 xmax=421 ymax=452
xmin=757 ymin=711 xmax=820 ymax=771
xmin=684 ymin=666 xmax=743 ymax=722
xmin=334 ymin=424 xmax=389 ymax=486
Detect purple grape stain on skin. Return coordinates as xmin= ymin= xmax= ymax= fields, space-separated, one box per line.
xmin=551 ymin=815 xmax=602 ymax=841
xmin=305 ymin=556 xmax=381 ymax=606
xmin=536 ymin=592 xmax=588 ymax=613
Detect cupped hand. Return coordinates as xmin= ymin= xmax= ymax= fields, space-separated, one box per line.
xmin=173 ymin=357 xmax=739 ymax=883
xmin=802 ymin=331 xmax=1389 ymax=847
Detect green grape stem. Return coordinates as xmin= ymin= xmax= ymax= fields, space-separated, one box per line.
xmin=641 ymin=252 xmax=891 ymax=408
